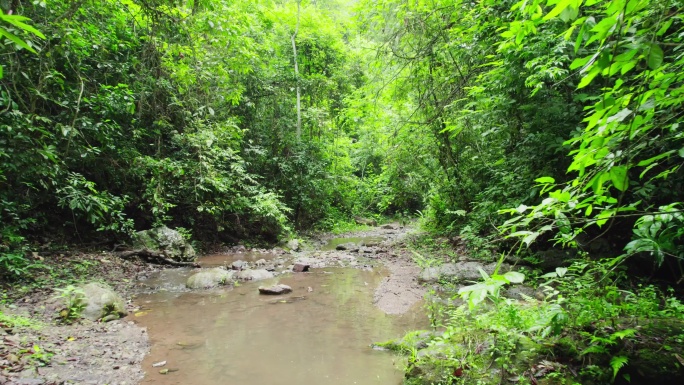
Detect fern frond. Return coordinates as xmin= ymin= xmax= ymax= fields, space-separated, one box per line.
xmin=610 ymin=355 xmax=629 ymax=380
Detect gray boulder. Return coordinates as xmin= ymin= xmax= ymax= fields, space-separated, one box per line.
xmin=293 ymin=263 xmax=310 ymax=272
xmin=258 ymin=284 xmax=292 ymax=295
xmin=336 ymin=242 xmax=359 ymax=252
xmin=286 ymin=239 xmax=301 ymax=251
xmin=294 ymin=257 xmax=318 ymax=266
xmin=354 ymin=217 xmax=377 ymax=226
xmin=132 ymin=226 xmax=196 ymax=262
xmin=419 ymin=262 xmax=511 ymax=284
xmin=236 ymin=269 xmax=274 ymax=281
xmin=502 ymin=285 xmax=544 ymax=300
xmin=187 ymin=268 xmax=234 ymax=289
xmin=418 ymin=266 xmax=441 ymax=283
xmin=77 ymin=282 xmax=127 ymax=321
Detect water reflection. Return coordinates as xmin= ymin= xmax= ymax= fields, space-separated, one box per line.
xmin=134 ymin=268 xmax=426 ymax=385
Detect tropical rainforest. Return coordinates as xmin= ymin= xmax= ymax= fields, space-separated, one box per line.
xmin=1 ymin=0 xmax=684 ymax=383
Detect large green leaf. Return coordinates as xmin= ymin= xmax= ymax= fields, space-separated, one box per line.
xmin=0 ymin=14 xmax=46 ymax=39
xmin=647 ymin=44 xmax=664 ymax=70
xmin=535 ymin=176 xmax=555 ymax=184
xmin=0 ymin=28 xmax=36 ymax=53
xmin=609 ymin=166 xmax=629 ymax=192
xmin=503 ymin=271 xmax=525 ymax=284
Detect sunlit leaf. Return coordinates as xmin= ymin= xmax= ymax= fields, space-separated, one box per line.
xmin=503 ymin=271 xmax=525 ymax=283
xmin=535 ymin=176 xmax=555 ymax=184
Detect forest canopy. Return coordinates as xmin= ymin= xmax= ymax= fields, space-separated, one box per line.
xmin=0 ymin=0 xmax=682 ymax=280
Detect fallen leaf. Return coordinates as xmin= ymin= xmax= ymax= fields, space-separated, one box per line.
xmin=134 ymin=311 xmax=148 ymax=317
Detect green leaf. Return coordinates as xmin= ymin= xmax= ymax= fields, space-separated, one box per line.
xmin=647 ymin=44 xmax=664 ymax=70
xmin=621 ymin=59 xmax=637 ymax=75
xmin=656 ymin=19 xmax=673 ymax=36
xmin=610 ymin=356 xmax=628 ymax=380
xmin=543 ymin=0 xmax=572 ymax=21
xmin=581 ymin=345 xmax=609 ymax=355
xmin=574 ymin=21 xmax=587 ymax=53
xmin=559 ymin=6 xmax=579 ymax=22
xmin=610 ymin=166 xmax=629 ymax=192
xmin=509 ymin=230 xmax=535 ymax=239
xmin=578 ymin=66 xmax=600 ymax=89
xmin=503 ymin=271 xmax=525 ymax=284
xmin=608 ymin=108 xmax=632 ymax=123
xmin=522 ymin=232 xmax=540 ymax=246
xmin=572 ymin=49 xmax=601 ymax=71
xmin=637 ymin=151 xmax=674 ymax=167
xmin=563 ymin=24 xmax=577 ymax=40
xmin=515 ymin=204 xmax=528 ymax=213
xmin=0 ymin=28 xmax=36 ymax=53
xmin=535 ymin=176 xmax=555 ymax=184
xmin=612 ymin=328 xmax=637 ymax=340
xmin=2 ymin=17 xmax=45 ymax=39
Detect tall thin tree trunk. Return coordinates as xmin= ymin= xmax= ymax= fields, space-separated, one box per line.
xmin=291 ymin=0 xmax=302 ymax=141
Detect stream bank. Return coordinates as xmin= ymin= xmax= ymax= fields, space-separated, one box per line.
xmin=1 ymin=223 xmax=428 ymax=384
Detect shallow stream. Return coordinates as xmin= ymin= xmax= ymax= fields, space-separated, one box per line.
xmin=132 ymin=254 xmax=427 ymax=385
xmin=320 ymin=236 xmax=386 ymax=251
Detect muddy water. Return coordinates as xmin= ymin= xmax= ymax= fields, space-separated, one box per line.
xmin=321 ymin=236 xmax=386 ymax=251
xmin=133 ymin=268 xmax=427 ymax=385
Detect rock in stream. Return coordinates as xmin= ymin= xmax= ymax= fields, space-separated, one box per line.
xmin=187 ymin=268 xmax=235 ymax=289
xmin=258 ymin=284 xmax=293 ymax=295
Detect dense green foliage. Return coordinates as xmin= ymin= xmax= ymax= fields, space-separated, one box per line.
xmin=2 ymin=0 xmax=684 ymax=382
xmin=353 ymin=0 xmax=684 ymax=276
xmin=0 ymin=0 xmax=681 ymax=293
xmin=390 ymin=256 xmax=684 ymax=384
xmin=1 ymin=0 xmax=682 ymax=276
xmin=0 ymin=0 xmax=375 ymax=271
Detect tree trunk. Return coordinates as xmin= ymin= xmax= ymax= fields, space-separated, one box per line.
xmin=291 ymin=0 xmax=302 ymax=141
